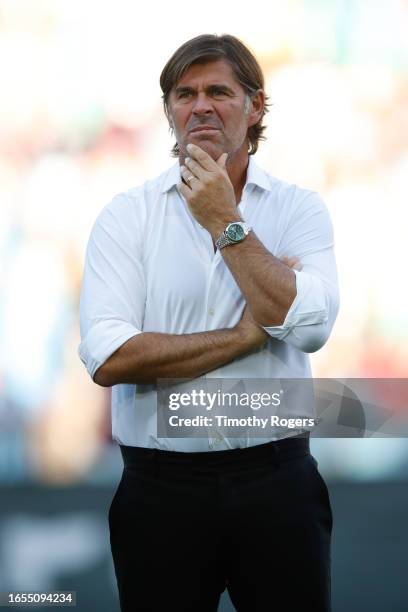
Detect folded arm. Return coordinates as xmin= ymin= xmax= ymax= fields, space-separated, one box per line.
xmin=218 ymin=192 xmax=340 ymax=353
xmin=78 ymin=194 xmax=269 ymax=387
xmin=92 ymin=315 xmax=266 ymax=387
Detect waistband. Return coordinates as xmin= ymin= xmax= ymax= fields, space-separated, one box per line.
xmin=120 ymin=434 xmax=310 ymax=472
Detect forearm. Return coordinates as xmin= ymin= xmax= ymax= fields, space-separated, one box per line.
xmin=218 ymin=232 xmax=296 ymax=327
xmin=93 ymin=327 xmax=252 ymax=387
xmin=180 ymin=145 xmax=296 ymax=326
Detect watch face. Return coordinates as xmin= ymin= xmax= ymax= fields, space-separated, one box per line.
xmin=226 ymin=223 xmax=245 ymax=242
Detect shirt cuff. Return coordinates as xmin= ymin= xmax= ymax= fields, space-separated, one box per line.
xmin=261 ymin=269 xmax=328 ymax=340
xmin=78 ymin=319 xmax=142 ymax=380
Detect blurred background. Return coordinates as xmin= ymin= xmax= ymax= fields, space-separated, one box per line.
xmin=0 ymin=0 xmax=407 ymax=610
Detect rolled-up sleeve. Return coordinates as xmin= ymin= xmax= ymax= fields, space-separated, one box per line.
xmin=78 ymin=193 xmax=145 ymax=380
xmin=262 ymin=191 xmax=339 ymax=353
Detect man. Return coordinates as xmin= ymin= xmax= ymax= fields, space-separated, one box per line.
xmin=79 ymin=34 xmax=339 ymax=612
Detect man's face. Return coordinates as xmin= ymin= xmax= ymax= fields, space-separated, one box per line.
xmin=167 ymin=59 xmax=259 ymax=162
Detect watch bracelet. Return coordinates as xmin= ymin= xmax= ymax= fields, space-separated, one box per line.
xmin=216 ymin=231 xmax=231 ymax=249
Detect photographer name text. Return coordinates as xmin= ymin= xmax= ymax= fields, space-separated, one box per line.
xmin=168 ymin=415 xmax=316 ymax=429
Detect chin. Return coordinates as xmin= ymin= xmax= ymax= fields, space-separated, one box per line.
xmin=188 ymin=138 xmax=223 ymax=160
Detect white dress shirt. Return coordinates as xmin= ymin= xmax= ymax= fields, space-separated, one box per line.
xmin=78 ymin=156 xmax=339 ymax=451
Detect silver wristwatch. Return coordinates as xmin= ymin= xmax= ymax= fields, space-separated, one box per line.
xmin=215 ymin=221 xmax=252 ymax=250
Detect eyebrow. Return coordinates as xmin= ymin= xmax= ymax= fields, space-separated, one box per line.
xmin=174 ymin=84 xmax=235 ymax=96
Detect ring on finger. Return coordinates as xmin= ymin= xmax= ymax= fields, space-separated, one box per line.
xmin=186 ymin=175 xmax=195 ymax=183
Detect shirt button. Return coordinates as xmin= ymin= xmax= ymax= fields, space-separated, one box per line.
xmin=208 ymin=308 xmax=215 ymax=316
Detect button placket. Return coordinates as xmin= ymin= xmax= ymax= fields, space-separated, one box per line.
xmin=203 ymin=248 xmax=221 ymax=327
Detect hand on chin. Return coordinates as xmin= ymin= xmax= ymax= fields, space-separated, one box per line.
xmin=187 ymin=137 xmax=223 ymax=161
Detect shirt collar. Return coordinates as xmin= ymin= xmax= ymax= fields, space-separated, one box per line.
xmin=244 ymin=156 xmax=272 ymax=192
xmin=161 ymin=162 xmax=181 ymax=193
xmin=161 ymin=155 xmax=272 ymax=194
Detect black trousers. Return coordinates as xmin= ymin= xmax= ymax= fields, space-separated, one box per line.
xmin=109 ymin=435 xmax=332 ymax=612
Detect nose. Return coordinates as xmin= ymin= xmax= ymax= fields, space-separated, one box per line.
xmin=192 ymin=92 xmax=213 ymax=115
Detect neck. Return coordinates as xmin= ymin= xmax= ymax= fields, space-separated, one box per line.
xmin=225 ymin=148 xmax=249 ymax=205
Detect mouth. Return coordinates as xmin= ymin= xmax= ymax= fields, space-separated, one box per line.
xmin=189 ymin=126 xmax=220 ymax=134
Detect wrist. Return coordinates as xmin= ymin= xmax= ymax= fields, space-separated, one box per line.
xmin=208 ymin=214 xmax=243 ymax=241
xmin=215 ymin=220 xmax=252 ymax=250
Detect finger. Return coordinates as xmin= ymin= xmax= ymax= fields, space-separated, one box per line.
xmin=287 ymin=256 xmax=303 ymax=271
xmin=286 ymin=256 xmax=298 ymax=268
xmin=180 ymin=165 xmax=197 ymax=189
xmin=184 ymin=157 xmax=207 ymax=181
xmin=280 ymin=255 xmax=303 ymax=271
xmin=177 ymin=181 xmax=191 ymax=199
xmin=216 ymin=152 xmax=228 ymax=168
xmin=186 ymin=143 xmax=217 ymax=171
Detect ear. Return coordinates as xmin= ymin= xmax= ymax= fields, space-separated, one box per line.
xmin=246 ymin=90 xmax=265 ymax=128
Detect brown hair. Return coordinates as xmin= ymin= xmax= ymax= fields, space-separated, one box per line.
xmin=160 ymin=34 xmax=270 ymax=156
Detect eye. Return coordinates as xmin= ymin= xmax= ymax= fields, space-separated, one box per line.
xmin=178 ymin=91 xmax=192 ymax=99
xmin=212 ymin=88 xmax=228 ymax=98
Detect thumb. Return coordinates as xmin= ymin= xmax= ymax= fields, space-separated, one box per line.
xmin=216 ymin=152 xmax=228 ymax=168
